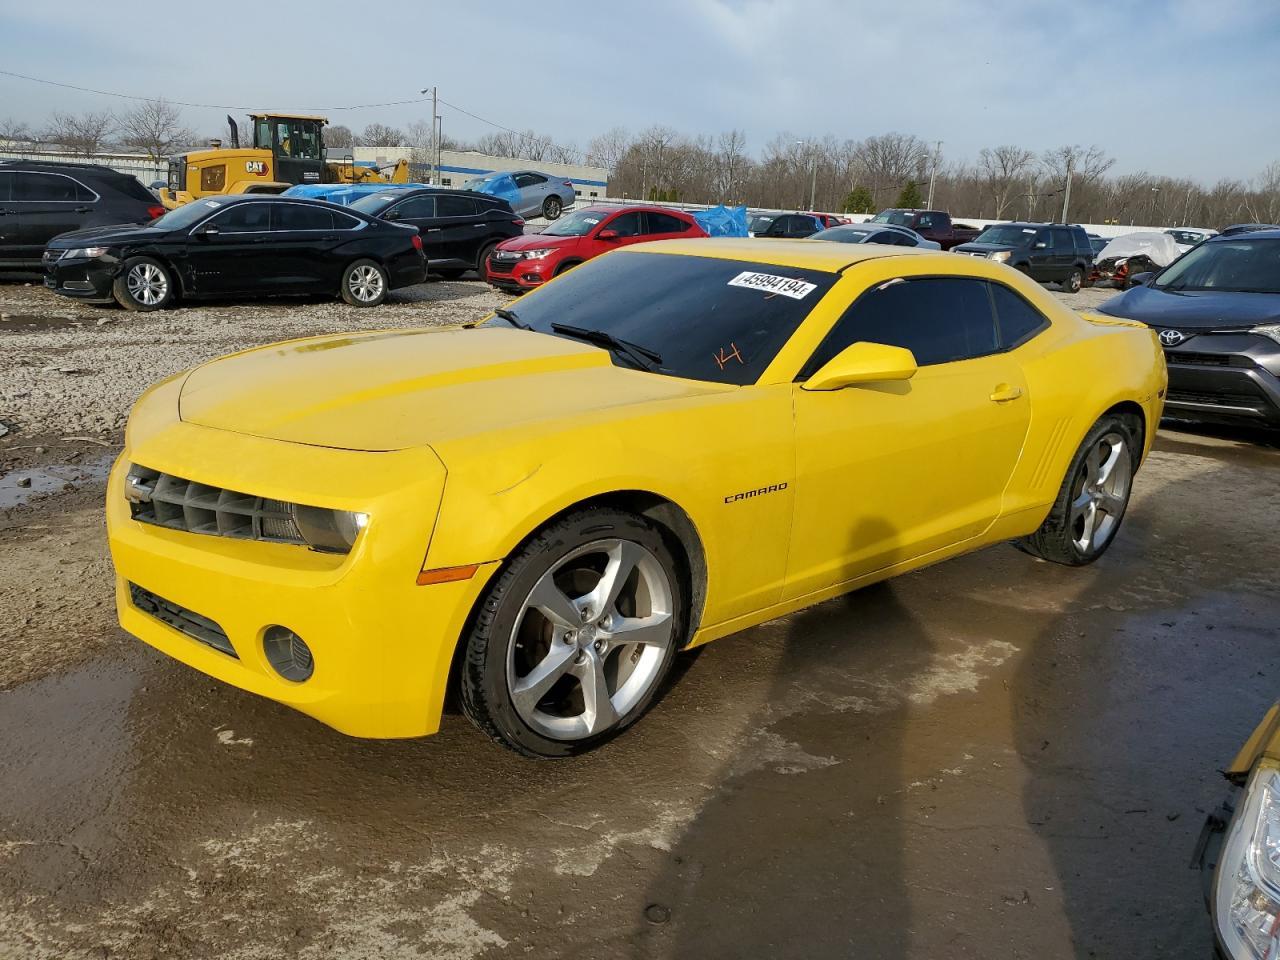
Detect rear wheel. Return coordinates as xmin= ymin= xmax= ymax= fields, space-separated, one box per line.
xmin=1015 ymin=414 xmax=1138 ymax=565
xmin=1061 ymin=266 xmax=1084 ymax=294
xmin=340 ymin=258 xmax=387 ymax=307
xmin=113 ymin=257 xmax=174 ymax=311
xmin=475 ymin=241 xmax=499 ymax=276
xmin=460 ymin=508 xmax=686 ymax=757
xmin=542 ymin=196 xmax=562 ymax=221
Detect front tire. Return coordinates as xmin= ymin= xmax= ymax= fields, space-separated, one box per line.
xmin=542 ymin=196 xmax=562 ymax=221
xmin=460 ymin=508 xmax=686 ymax=758
xmin=113 ymin=257 xmax=173 ymax=311
xmin=340 ymin=258 xmax=388 ymax=307
xmin=1061 ymin=266 xmax=1084 ymax=294
xmin=1015 ymin=414 xmax=1139 ymax=565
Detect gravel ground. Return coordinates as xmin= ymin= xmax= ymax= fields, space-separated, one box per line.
xmin=0 ymin=278 xmax=506 ymax=446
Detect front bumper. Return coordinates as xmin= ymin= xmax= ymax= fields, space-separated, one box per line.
xmin=108 ymin=403 xmax=497 ymax=738
xmin=485 ymin=253 xmax=553 ymax=293
xmin=44 ymin=254 xmax=117 ymax=301
xmin=1158 ymin=331 xmax=1280 ymax=425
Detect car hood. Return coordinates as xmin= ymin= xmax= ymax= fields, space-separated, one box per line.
xmin=47 ymin=224 xmax=168 ymax=247
xmin=497 ymin=233 xmax=582 ymax=252
xmin=1097 ymin=285 xmax=1280 ymax=329
xmin=953 ymin=242 xmax=1018 ymax=254
xmin=178 ymin=326 xmax=729 ymax=452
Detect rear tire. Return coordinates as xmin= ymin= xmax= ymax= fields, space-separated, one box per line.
xmin=1061 ymin=266 xmax=1084 ymax=294
xmin=1014 ymin=414 xmax=1139 ymax=566
xmin=542 ymin=196 xmax=562 ymax=221
xmin=475 ymin=242 xmax=499 ymax=277
xmin=340 ymin=258 xmax=388 ymax=307
xmin=460 ymin=508 xmax=686 ymax=758
xmin=113 ymin=257 xmax=174 ymax=312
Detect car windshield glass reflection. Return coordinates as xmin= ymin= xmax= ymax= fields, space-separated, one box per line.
xmin=540 ymin=209 xmax=605 ymax=237
xmin=871 ymin=210 xmax=911 ymax=226
xmin=976 ymin=225 xmax=1036 ymax=246
xmin=349 ymin=194 xmax=402 ymax=216
xmin=479 ymin=251 xmax=838 ymax=385
xmin=1154 ymin=238 xmax=1280 ymax=293
xmin=814 ymin=226 xmax=875 ymax=243
xmin=151 ymin=198 xmax=225 ymax=230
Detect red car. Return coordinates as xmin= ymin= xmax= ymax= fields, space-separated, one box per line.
xmin=484 ymin=204 xmax=707 ymax=294
xmin=809 ymin=212 xmax=849 ymax=229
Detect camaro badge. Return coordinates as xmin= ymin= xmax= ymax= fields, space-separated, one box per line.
xmin=724 ymin=482 xmax=788 ymax=504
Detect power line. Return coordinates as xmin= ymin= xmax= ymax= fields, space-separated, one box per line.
xmin=0 ymin=69 xmax=434 ymax=112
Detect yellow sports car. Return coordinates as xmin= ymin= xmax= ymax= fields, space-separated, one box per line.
xmin=108 ymin=238 xmax=1166 ymax=757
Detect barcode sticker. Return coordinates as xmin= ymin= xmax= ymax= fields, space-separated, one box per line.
xmin=727 ymin=271 xmax=817 ymax=299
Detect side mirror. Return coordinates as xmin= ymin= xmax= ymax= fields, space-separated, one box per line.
xmin=383 ymin=209 xmax=402 ymax=222
xmin=194 ymin=224 xmax=219 ymax=238
xmin=802 ymin=342 xmax=918 ymax=391
xmin=1128 ymin=272 xmax=1154 ymax=288
xmin=598 ymin=229 xmax=619 ymax=241
xmin=1033 ymin=241 xmax=1047 ymax=249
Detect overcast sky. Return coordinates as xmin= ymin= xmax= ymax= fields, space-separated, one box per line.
xmin=2 ymin=0 xmax=1278 ymax=182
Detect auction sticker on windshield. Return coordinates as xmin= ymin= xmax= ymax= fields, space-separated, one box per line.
xmin=727 ymin=272 xmax=817 ymax=299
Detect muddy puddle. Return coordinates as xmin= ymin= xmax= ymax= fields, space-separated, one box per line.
xmin=0 ymin=313 xmax=87 ymax=331
xmin=0 ymin=453 xmax=114 ymax=508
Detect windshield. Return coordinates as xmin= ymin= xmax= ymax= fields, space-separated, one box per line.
xmin=813 ymin=226 xmax=874 ymax=243
xmin=750 ymin=215 xmax=776 ymax=232
xmin=541 ymin=209 xmax=606 ymax=237
xmin=464 ymin=174 xmax=497 ymax=190
xmin=1167 ymin=230 xmax=1209 ymax=246
xmin=150 ymin=197 xmax=228 ymax=231
xmin=349 ymin=194 xmax=402 ymax=216
xmin=975 ymin=225 xmax=1037 ymax=246
xmin=1153 ymin=238 xmax=1280 ymax=293
xmin=479 ymin=251 xmax=839 ymax=385
xmin=870 ymin=210 xmax=912 ymax=226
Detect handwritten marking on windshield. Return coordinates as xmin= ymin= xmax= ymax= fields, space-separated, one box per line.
xmin=714 ymin=343 xmax=744 ymax=370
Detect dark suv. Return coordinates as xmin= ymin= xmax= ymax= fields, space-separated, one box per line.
xmin=349 ymin=188 xmax=523 ymax=279
xmin=0 ymin=160 xmax=165 ymax=273
xmin=954 ymin=222 xmax=1095 ymax=293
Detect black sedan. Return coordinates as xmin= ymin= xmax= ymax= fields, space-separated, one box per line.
xmin=348 ymin=188 xmax=523 ymax=279
xmin=43 ymin=195 xmax=427 ymax=310
xmin=1098 ymin=230 xmax=1280 ymax=426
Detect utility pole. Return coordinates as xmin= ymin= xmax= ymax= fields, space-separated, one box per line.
xmin=420 ymin=86 xmax=439 ymax=184
xmin=926 ymin=140 xmax=942 ymax=209
xmin=809 ymin=144 xmax=817 ymax=211
xmin=1060 ymin=155 xmax=1074 ymax=223
xmin=435 ymin=112 xmax=443 ymax=186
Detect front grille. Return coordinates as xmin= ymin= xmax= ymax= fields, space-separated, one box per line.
xmin=126 ymin=465 xmax=306 ymax=545
xmin=129 ymin=582 xmax=237 ymax=658
xmin=487 ymin=256 xmax=516 ymax=275
xmin=42 ymin=249 xmax=64 ymax=264
xmin=1165 ymin=351 xmax=1250 ymax=368
xmin=1167 ymin=388 xmax=1266 ymax=407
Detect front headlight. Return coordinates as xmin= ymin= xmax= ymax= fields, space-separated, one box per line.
xmin=293 ymin=506 xmax=368 ymax=553
xmin=1252 ymin=324 xmax=1280 ymax=345
xmin=63 ymin=246 xmax=109 ymax=259
xmin=989 ymin=251 xmax=1012 ymax=262
xmin=1217 ymin=763 xmax=1280 ymax=958
xmin=522 ymin=248 xmax=556 ymax=260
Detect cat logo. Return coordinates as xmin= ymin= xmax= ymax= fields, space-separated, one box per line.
xmin=245 ymin=161 xmax=267 ymax=175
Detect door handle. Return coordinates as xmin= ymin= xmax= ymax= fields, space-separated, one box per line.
xmin=425 ymin=228 xmax=442 ymax=233
xmin=990 ymin=384 xmax=1024 ymax=403
xmin=73 ymin=206 xmax=92 ymax=213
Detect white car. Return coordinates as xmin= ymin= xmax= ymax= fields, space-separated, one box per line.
xmin=810 ymin=222 xmax=942 ymax=250
xmin=1166 ymin=228 xmax=1218 ymax=254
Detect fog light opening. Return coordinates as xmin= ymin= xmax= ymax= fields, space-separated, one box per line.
xmin=263 ymin=625 xmax=314 ymax=682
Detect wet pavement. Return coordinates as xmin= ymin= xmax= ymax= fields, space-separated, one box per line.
xmin=1 ymin=425 xmax=1278 ymax=959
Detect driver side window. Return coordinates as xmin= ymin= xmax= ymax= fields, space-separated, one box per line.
xmin=209 ymin=203 xmax=270 ymax=233
xmin=605 ymin=212 xmax=643 ymax=237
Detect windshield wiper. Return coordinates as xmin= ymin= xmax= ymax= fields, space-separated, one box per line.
xmin=493 ymin=307 xmax=529 ymax=329
xmin=550 ymin=322 xmax=664 ymax=371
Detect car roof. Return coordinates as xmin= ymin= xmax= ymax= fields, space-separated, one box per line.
xmin=630 ymin=236 xmax=937 ymax=271
xmin=193 ymin=194 xmax=367 ymax=215
xmin=0 ymin=158 xmax=135 ymax=180
xmin=1210 ymin=228 xmax=1280 ymax=241
xmin=578 ymin=204 xmax=694 ymax=216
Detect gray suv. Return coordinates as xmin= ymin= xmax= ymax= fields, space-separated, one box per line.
xmin=954 ymin=222 xmax=1095 ymax=293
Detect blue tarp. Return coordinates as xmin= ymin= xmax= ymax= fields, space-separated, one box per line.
xmin=465 ymin=172 xmax=522 ymax=209
xmin=691 ymin=204 xmax=749 ymax=238
xmin=281 ymin=183 xmax=428 ymax=206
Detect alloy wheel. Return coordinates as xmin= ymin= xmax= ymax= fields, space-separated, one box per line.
xmin=1069 ymin=431 xmax=1132 ymax=554
xmin=506 ymin=538 xmax=674 ymax=741
xmin=126 ymin=263 xmax=168 ymax=306
xmin=347 ymin=265 xmax=384 ymax=303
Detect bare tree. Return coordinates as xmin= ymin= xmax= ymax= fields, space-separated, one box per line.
xmin=326 ymin=125 xmax=355 ymax=149
xmin=44 ymin=110 xmax=116 ymax=155
xmin=117 ymin=98 xmax=196 ymax=162
xmin=714 ymin=129 xmax=748 ymax=202
xmin=0 ymin=118 xmax=33 ymax=144
xmin=978 ymin=145 xmax=1036 ymax=219
xmin=851 ymin=133 xmax=930 ymax=207
xmin=587 ymin=127 xmax=631 ymax=174
xmin=1041 ymin=144 xmax=1114 ymax=187
xmin=359 ymin=123 xmax=405 ymax=147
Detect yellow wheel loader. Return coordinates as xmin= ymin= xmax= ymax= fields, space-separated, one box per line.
xmin=159 ymin=113 xmax=412 ymax=209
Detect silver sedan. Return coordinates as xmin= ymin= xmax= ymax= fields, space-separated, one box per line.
xmin=811 ymin=223 xmax=942 ymax=249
